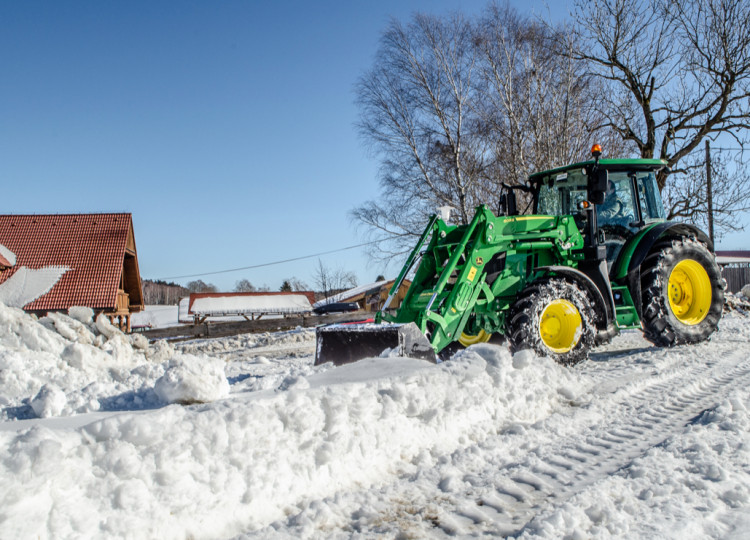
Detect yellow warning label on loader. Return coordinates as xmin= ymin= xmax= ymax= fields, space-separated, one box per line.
xmin=467 ymin=266 xmax=477 ymax=282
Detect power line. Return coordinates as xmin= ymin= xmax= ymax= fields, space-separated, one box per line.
xmin=713 ymin=146 xmax=746 ymax=152
xmin=157 ymin=237 xmax=402 ymax=281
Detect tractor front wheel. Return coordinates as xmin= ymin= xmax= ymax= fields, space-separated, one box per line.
xmin=507 ymin=278 xmax=596 ymax=366
xmin=640 ymin=238 xmax=724 ymax=347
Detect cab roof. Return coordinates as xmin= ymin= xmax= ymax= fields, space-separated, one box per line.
xmin=528 ymin=158 xmax=667 ymax=182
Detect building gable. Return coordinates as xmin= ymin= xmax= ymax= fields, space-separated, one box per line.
xmin=0 ymin=213 xmax=144 ymax=313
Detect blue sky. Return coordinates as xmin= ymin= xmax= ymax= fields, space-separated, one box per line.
xmin=2 ymin=1 xmax=745 ymax=293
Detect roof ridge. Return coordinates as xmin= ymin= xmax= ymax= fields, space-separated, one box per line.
xmin=0 ymin=212 xmax=132 ymax=217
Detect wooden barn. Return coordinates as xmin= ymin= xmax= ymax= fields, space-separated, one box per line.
xmin=0 ymin=213 xmax=144 ymax=330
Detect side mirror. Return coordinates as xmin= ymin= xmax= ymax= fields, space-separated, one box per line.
xmin=589 ymin=168 xmax=608 ymax=205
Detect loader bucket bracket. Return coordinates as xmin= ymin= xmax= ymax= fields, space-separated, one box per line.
xmin=315 ymin=323 xmax=437 ymax=366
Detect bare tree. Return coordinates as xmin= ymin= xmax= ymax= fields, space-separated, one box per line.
xmin=280 ymin=277 xmax=309 ymax=292
xmin=572 ymin=0 xmax=750 ymax=190
xmin=185 ymin=279 xmax=218 ymax=293
xmin=353 ymin=12 xmax=486 ymax=259
xmin=352 ymin=5 xmax=625 ymax=262
xmin=234 ymin=279 xmax=257 ymax=293
xmin=663 ymin=148 xmax=750 ymax=240
xmin=313 ymin=259 xmax=358 ymax=303
xmin=474 ymin=4 xmax=628 ymax=206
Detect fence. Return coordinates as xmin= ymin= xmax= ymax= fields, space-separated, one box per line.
xmin=138 ymin=311 xmax=366 ymax=341
xmin=721 ymin=265 xmax=750 ymax=293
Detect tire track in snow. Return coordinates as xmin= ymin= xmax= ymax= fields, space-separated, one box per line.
xmin=431 ymin=349 xmax=750 ymax=537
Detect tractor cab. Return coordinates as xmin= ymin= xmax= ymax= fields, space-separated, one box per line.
xmin=529 ymin=149 xmax=668 ymax=270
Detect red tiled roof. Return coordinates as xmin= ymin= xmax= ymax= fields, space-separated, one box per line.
xmin=0 ymin=253 xmax=11 ymax=269
xmin=0 ymin=213 xmax=133 ymax=311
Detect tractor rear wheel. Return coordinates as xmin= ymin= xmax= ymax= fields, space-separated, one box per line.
xmin=640 ymin=238 xmax=724 ymax=347
xmin=507 ymin=278 xmax=596 ymax=366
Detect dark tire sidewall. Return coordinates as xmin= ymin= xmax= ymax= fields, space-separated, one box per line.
xmin=641 ymin=238 xmax=724 ymax=346
xmin=508 ymin=278 xmax=596 ymax=366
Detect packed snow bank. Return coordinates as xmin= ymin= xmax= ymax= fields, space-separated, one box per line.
xmin=0 ymin=343 xmax=588 ymax=539
xmin=0 ymin=302 xmax=229 ymax=419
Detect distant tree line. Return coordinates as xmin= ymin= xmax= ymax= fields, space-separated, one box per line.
xmin=141 ymin=276 xmax=315 ymax=305
xmin=142 ymin=279 xmax=189 ymax=305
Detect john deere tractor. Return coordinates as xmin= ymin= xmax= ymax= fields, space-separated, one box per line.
xmin=316 ymin=146 xmax=724 ymax=366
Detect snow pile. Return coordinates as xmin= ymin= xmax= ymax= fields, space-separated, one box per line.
xmin=179 ymin=327 xmax=317 ymax=393
xmin=0 ymin=343 xmax=588 ymax=538
xmin=2 ymin=299 xmax=749 ymax=538
xmin=0 ymin=302 xmax=228 ymax=419
xmin=725 ymin=291 xmax=750 ymax=314
xmin=154 ymin=355 xmax=229 ymax=404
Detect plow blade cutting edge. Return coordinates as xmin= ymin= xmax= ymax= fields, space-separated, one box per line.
xmin=314 ymin=323 xmax=437 ymax=366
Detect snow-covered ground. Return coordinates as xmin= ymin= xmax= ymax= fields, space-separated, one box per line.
xmin=2 ymin=300 xmax=750 ymax=539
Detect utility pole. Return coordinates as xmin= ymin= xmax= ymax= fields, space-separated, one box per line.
xmin=705 ymin=140 xmax=714 ymax=245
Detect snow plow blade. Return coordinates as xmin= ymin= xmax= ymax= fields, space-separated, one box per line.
xmin=314 ymin=322 xmax=437 ymax=366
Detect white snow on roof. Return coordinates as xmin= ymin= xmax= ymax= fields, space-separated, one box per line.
xmin=314 ymin=280 xmax=388 ymax=308
xmin=191 ymin=294 xmax=312 ymax=316
xmin=0 ymin=243 xmax=16 ymax=266
xmin=0 ymin=265 xmax=69 ymax=308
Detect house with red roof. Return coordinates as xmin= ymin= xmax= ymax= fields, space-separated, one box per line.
xmin=0 ymin=213 xmax=144 ymax=331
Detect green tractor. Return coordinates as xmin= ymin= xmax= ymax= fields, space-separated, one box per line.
xmin=316 ymin=146 xmax=725 ymax=366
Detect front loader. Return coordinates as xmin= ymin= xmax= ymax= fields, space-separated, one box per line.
xmin=316 ymin=146 xmax=724 ymax=366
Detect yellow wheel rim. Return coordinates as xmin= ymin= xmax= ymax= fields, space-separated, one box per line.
xmin=459 ymin=329 xmax=492 ymax=346
xmin=539 ymin=299 xmax=582 ymax=353
xmin=668 ymin=259 xmax=711 ymax=325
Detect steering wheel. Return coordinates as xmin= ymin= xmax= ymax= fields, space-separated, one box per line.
xmin=611 ymin=199 xmax=625 ymax=218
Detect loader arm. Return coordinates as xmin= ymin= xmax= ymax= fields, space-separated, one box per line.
xmin=381 ymin=206 xmax=585 ymax=355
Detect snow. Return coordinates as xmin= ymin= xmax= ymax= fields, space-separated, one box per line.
xmin=314 ymin=280 xmax=388 ymax=307
xmin=1 ymin=299 xmax=750 ymax=538
xmin=191 ymin=294 xmax=312 ymax=316
xmin=0 ymin=265 xmax=69 ymax=308
xmin=131 ymin=304 xmax=181 ymax=329
xmin=0 ymin=242 xmax=17 ymax=267
xmin=0 ymin=240 xmax=71 ymax=309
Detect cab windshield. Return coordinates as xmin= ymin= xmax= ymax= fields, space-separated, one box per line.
xmin=535 ymin=168 xmax=666 ymax=224
xmin=536 ymin=169 xmax=588 ymax=216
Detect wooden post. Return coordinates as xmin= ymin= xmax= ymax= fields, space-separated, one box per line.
xmin=706 ymin=140 xmax=714 ymax=245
